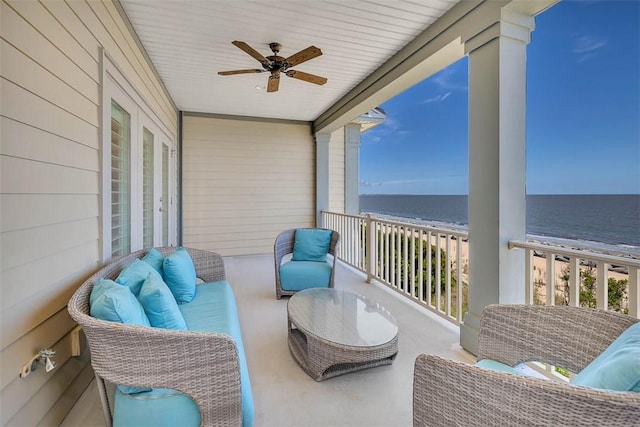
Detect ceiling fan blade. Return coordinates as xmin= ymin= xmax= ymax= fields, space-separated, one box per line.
xmin=285 ymin=46 xmax=322 ymax=67
xmin=285 ymin=70 xmax=327 ymax=86
xmin=232 ymin=41 xmax=269 ymax=64
xmin=218 ymin=69 xmax=265 ymax=75
xmin=267 ymin=73 xmax=280 ymax=92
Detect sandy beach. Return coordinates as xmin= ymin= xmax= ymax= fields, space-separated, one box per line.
xmin=425 ymin=233 xmax=630 ymax=299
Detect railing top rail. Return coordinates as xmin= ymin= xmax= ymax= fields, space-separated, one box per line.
xmin=322 ymin=211 xmax=469 ymax=239
xmin=320 ymin=211 xmax=364 ymax=221
xmin=509 ymin=239 xmax=640 ymax=267
xmin=373 ymin=218 xmax=469 ymax=239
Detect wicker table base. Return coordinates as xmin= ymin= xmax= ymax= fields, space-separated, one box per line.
xmin=287 ymin=289 xmax=399 ymax=381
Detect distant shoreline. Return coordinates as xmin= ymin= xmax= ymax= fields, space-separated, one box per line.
xmin=360 ymin=194 xmax=640 ymax=248
xmin=361 ymin=211 xmax=640 ymax=258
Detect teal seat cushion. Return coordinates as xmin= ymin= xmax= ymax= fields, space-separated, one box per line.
xmin=179 ymin=281 xmax=254 ymax=427
xmin=292 ymin=229 xmax=332 ymax=262
xmin=163 ymin=248 xmax=197 ymax=303
xmin=571 ymin=322 xmax=640 ymax=391
xmin=113 ymin=388 xmax=200 ymax=427
xmin=476 ymin=359 xmax=524 ymax=376
xmin=142 ymin=248 xmax=164 ymax=278
xmin=90 ymin=279 xmax=150 ymax=327
xmin=137 ymin=273 xmax=187 ymax=331
xmin=116 ymin=259 xmax=163 ymax=296
xmin=279 ymin=260 xmax=332 ymax=291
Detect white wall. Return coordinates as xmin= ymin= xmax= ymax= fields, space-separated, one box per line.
xmin=0 ymin=1 xmax=177 ymax=425
xmin=182 ymin=115 xmax=315 ymax=256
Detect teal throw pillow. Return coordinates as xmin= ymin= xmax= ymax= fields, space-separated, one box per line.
xmin=292 ymin=229 xmax=332 ymax=262
xmin=142 ymin=248 xmax=164 ymax=278
xmin=116 ymin=259 xmax=163 ymax=296
xmin=89 ymin=279 xmax=150 ymax=327
xmin=90 ymin=279 xmax=153 ymax=395
xmin=163 ymin=248 xmax=197 ymax=304
xmin=138 ymin=273 xmax=188 ymax=331
xmin=571 ymin=322 xmax=640 ymax=391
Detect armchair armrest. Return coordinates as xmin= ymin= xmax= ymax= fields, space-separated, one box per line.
xmin=413 ymin=354 xmax=640 ymax=427
xmin=478 ymin=304 xmax=638 ymax=373
xmin=84 ymin=321 xmax=242 ymax=427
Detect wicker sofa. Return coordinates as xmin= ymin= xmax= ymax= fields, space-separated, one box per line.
xmin=68 ymin=247 xmax=253 ymax=427
xmin=413 ymin=304 xmax=640 ymax=426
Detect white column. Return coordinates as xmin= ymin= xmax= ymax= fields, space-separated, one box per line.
xmin=344 ymin=124 xmax=361 ymax=215
xmin=460 ymin=10 xmax=535 ymax=354
xmin=315 ymin=133 xmax=331 ymax=227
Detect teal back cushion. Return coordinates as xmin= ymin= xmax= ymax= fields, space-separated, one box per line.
xmin=292 ymin=229 xmax=332 ymax=262
xmin=90 ymin=279 xmax=150 ymax=327
xmin=142 ymin=248 xmax=164 ymax=278
xmin=163 ymin=248 xmax=197 ymax=304
xmin=116 ymin=259 xmax=163 ymax=297
xmin=137 ymin=273 xmax=187 ymax=331
xmin=571 ymin=322 xmax=640 ymax=391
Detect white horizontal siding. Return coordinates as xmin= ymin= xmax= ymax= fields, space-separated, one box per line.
xmin=182 ymin=115 xmax=315 ymax=256
xmin=0 ymin=0 xmax=177 ymax=424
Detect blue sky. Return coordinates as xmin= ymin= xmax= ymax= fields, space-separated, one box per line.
xmin=360 ymin=0 xmax=640 ymax=195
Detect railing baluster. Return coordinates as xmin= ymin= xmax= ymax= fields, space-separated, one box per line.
xmin=436 ymin=233 xmax=442 ymax=312
xmin=568 ymin=256 xmax=580 ymax=307
xmin=403 ymin=227 xmax=409 ymax=294
xmin=525 ymin=248 xmax=533 ymax=305
xmin=445 ymin=234 xmax=451 ymax=317
xmin=629 ymin=267 xmax=639 ymax=317
xmin=410 ymin=227 xmax=416 ymax=298
xmin=427 ymin=231 xmax=432 ymax=308
xmin=385 ymin=224 xmax=390 ymax=284
xmin=597 ymin=261 xmax=608 ymax=310
xmin=546 ymin=253 xmax=555 ymax=306
xmin=456 ymin=236 xmax=462 ymax=322
xmin=418 ymin=229 xmax=424 ymax=303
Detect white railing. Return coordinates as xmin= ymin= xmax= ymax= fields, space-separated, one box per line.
xmin=322 ymin=211 xmax=469 ymax=324
xmin=322 ymin=211 xmax=639 ymax=327
xmin=509 ymin=240 xmax=640 ymax=318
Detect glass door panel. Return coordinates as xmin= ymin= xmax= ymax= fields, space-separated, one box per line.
xmin=110 ymin=100 xmax=131 ymax=257
xmin=142 ymin=127 xmax=155 ymax=248
xmin=161 ymin=143 xmax=170 ymax=245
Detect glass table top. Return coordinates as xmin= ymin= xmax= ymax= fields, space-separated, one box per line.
xmin=287 ymin=288 xmax=398 ymax=347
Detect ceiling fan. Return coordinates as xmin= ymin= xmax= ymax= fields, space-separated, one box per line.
xmin=218 ymin=41 xmax=328 ymax=93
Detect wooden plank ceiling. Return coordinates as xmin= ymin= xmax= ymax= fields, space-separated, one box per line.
xmin=119 ymin=0 xmax=460 ymax=122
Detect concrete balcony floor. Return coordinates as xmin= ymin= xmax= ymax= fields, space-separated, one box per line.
xmin=61 ymin=254 xmax=474 ymax=427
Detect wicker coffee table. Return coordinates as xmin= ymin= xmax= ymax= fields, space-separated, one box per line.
xmin=287 ymin=288 xmax=399 ymax=381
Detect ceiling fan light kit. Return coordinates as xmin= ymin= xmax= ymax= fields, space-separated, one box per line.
xmin=219 ymin=41 xmax=327 ymax=93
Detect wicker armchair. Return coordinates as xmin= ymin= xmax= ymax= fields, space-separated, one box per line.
xmin=413 ymin=304 xmax=640 ymax=427
xmin=68 ymin=247 xmax=243 ymax=427
xmin=274 ymin=228 xmax=339 ymax=299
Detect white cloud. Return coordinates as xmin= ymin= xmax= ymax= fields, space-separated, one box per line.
xmin=422 ymin=91 xmax=452 ymax=104
xmin=432 ymin=64 xmax=467 ymax=91
xmin=572 ymin=35 xmax=607 ymax=63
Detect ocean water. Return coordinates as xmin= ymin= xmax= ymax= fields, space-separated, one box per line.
xmin=359 ymin=194 xmax=640 ymax=248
